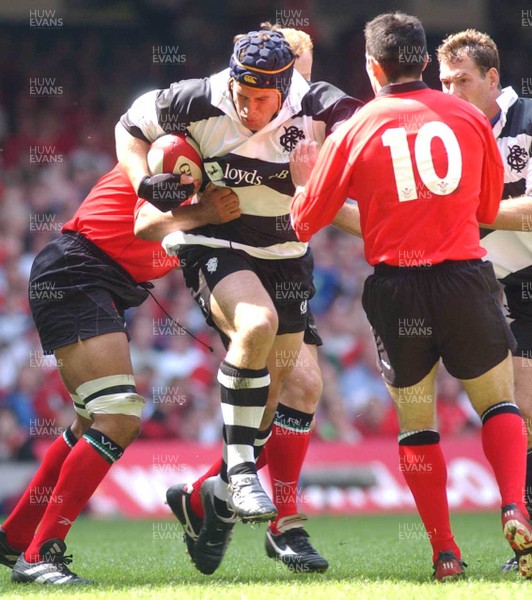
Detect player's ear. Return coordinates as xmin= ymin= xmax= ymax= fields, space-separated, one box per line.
xmin=365 ymin=53 xmax=373 ymax=74
xmin=421 ymin=53 xmax=429 ymax=73
xmin=365 ymin=54 xmax=384 ymax=91
xmin=367 ymin=54 xmax=384 ymax=77
xmin=486 ymin=67 xmax=500 ymax=90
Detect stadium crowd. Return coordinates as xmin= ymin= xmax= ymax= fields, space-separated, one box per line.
xmin=0 ymin=22 xmax=486 ymax=462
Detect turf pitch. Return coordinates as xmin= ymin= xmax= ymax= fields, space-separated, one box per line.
xmin=0 ymin=512 xmax=528 ymax=599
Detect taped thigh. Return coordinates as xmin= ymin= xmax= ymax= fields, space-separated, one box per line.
xmin=75 ymin=374 xmax=145 ymax=418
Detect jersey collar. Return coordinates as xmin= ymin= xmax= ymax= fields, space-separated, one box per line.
xmin=376 ymin=80 xmax=428 ymax=97
xmin=209 ymin=68 xmax=310 ymax=132
xmin=492 ymin=86 xmax=519 ymax=138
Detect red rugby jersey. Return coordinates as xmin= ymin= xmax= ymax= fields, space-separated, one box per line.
xmin=62 ymin=164 xmax=178 ymax=282
xmin=291 ymin=82 xmax=504 ymax=266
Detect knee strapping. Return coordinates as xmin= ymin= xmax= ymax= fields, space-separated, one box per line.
xmin=76 ymin=375 xmax=145 ymax=418
xmin=70 ymin=392 xmax=90 ymax=420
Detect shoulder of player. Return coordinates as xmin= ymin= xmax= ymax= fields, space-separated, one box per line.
xmin=75 ymin=164 xmax=138 ymax=222
xmin=85 ymin=164 xmax=136 ymax=200
xmin=347 ymin=89 xmax=489 ymax=139
xmin=157 ymin=77 xmax=223 ymax=121
xmin=503 ymin=96 xmax=532 ymax=137
xmin=416 ymin=88 xmax=493 ymax=127
xmin=438 ymin=89 xmax=486 ymax=115
xmin=299 ymin=80 xmax=363 ymax=115
xmin=164 ymin=77 xmax=210 ymax=97
xmin=429 ymin=91 xmax=498 ymax=143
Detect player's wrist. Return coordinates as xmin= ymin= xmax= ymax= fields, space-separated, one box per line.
xmin=137 ymin=175 xmax=151 ymax=199
xmin=137 ymin=173 xmax=195 ymax=212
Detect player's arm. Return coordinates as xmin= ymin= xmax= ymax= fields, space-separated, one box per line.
xmin=306 ymin=81 xmax=363 ymax=136
xmin=115 ymin=122 xmax=152 ymax=193
xmin=296 ymin=84 xmax=362 ymax=237
xmin=116 ymin=87 xmax=195 ymax=210
xmin=134 ymin=184 xmax=240 ymax=241
xmin=480 ymin=194 xmax=532 ymax=230
xmin=332 ymin=201 xmax=362 ymax=237
xmin=290 ymin=130 xmax=354 ymax=242
xmin=289 ymin=138 xmax=361 ymax=237
xmin=134 ymin=201 xmax=204 ymax=241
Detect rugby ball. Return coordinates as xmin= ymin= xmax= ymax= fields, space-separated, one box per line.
xmin=147 ymin=134 xmax=203 ymax=185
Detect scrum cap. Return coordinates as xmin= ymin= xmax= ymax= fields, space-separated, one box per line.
xmin=229 ymin=30 xmax=295 ymax=108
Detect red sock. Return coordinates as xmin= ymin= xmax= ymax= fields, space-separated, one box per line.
xmin=189 ymin=459 xmax=222 ymax=518
xmin=24 ymin=430 xmax=121 ymax=562
xmin=2 ymin=428 xmax=76 ymax=550
xmin=481 ymin=406 xmax=528 ymax=513
xmin=399 ymin=432 xmax=460 ymax=563
xmin=265 ymin=408 xmax=313 ymax=534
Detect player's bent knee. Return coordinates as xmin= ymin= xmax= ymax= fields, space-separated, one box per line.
xmin=75 ymin=374 xmax=145 ymax=420
xmin=236 ymin=314 xmax=278 ymax=348
xmin=70 ymin=415 xmax=92 ymax=439
xmin=249 ymin=313 xmax=278 ymax=339
xmin=283 ymin=366 xmax=323 ymax=411
xmin=300 ymin=364 xmax=323 ymax=405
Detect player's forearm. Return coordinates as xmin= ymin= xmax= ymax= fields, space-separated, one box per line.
xmin=292 ymin=184 xmax=348 ymax=241
xmin=480 ymin=195 xmax=532 ymax=230
xmin=332 ymin=202 xmax=362 ymax=237
xmin=291 ymin=136 xmax=351 ymax=241
xmin=115 ymin=122 xmax=151 ymax=192
xmin=134 ymin=203 xmax=208 ymax=241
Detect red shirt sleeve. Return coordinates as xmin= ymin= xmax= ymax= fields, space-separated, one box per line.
xmin=291 ymin=129 xmax=354 ymax=242
xmin=476 ymin=119 xmax=504 ymax=224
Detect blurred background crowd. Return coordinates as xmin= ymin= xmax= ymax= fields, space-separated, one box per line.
xmin=0 ymin=0 xmax=528 ymax=460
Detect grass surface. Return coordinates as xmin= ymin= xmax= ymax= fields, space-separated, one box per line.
xmin=0 ymin=513 xmax=527 ymax=598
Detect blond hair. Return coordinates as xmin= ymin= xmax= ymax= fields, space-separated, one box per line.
xmin=259 ymin=21 xmax=313 ymax=57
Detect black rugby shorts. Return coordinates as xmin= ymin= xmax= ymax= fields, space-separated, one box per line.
xmin=29 ymin=232 xmax=149 ymax=353
xmin=361 ymin=259 xmax=516 ymax=387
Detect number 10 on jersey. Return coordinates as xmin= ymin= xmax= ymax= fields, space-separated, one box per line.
xmin=382 ymin=121 xmax=463 ymax=202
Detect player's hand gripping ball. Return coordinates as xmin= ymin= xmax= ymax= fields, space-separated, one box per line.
xmin=138 ymin=134 xmax=203 ymax=211
xmin=147 ymin=134 xmax=203 ymax=183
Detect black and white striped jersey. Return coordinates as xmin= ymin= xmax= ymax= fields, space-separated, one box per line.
xmin=120 ymin=69 xmax=362 ymax=260
xmin=481 ymin=87 xmax=532 ymax=279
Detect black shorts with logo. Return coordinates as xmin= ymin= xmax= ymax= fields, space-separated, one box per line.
xmin=361 ymin=259 xmax=516 ymax=388
xmin=499 ymin=266 xmax=532 ymax=357
xmin=178 ymin=245 xmax=315 ymax=346
xmin=29 ymin=231 xmax=150 ymax=354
